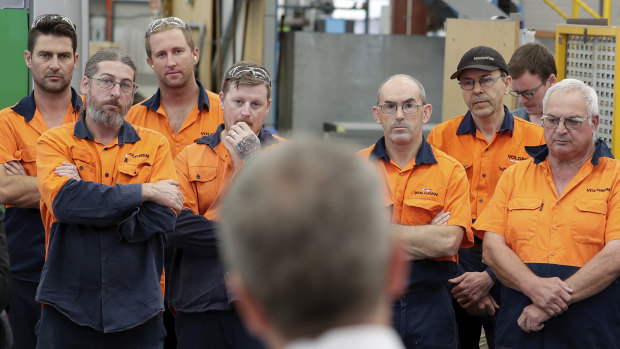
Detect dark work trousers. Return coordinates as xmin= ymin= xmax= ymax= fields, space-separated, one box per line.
xmin=35 ymin=305 xmax=166 ymax=349
xmin=454 ymin=248 xmax=500 ymax=349
xmin=9 ymin=278 xmax=38 ymax=349
xmin=392 ymin=283 xmax=458 ymax=348
xmin=176 ymin=310 xmax=264 ymax=349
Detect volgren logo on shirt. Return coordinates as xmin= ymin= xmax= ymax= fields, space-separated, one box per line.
xmin=414 ymin=188 xmax=438 ymax=197
xmin=200 ymin=131 xmax=212 ymax=136
xmin=586 ymin=187 xmax=610 ymax=193
xmin=126 ymin=152 xmax=150 ymax=159
xmin=507 ymin=154 xmax=528 ymax=162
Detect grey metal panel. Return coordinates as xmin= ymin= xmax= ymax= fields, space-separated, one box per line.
xmin=278 ymin=32 xmax=445 ymax=141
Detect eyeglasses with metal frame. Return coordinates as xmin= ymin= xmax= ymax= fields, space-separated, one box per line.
xmin=224 ymin=66 xmax=272 ymax=87
xmin=31 ymin=14 xmax=76 ymax=31
xmin=540 ymin=115 xmax=590 ymax=130
xmin=90 ymin=77 xmax=138 ymax=94
xmin=145 ymin=17 xmax=189 ymax=37
xmin=376 ymin=101 xmax=424 ymax=115
xmin=458 ymin=75 xmax=504 ymax=90
xmin=509 ymin=79 xmax=547 ymax=100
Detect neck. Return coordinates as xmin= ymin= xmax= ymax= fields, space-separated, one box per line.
xmin=529 ymin=114 xmax=543 ymax=126
xmin=85 ymin=114 xmax=122 ymax=145
xmin=33 ymin=86 xmax=73 ymax=114
xmin=385 ymin=137 xmax=422 ymax=169
xmin=548 ymin=144 xmax=595 ymax=172
xmin=472 ymin=107 xmax=505 ymax=142
xmin=159 ymin=78 xmax=199 ymax=107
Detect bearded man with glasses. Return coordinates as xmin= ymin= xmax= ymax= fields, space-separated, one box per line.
xmin=427 ymin=46 xmax=544 ymax=348
xmin=477 ymin=78 xmax=620 ymax=348
xmin=508 ymin=43 xmax=558 ymax=126
xmin=0 ymin=14 xmax=82 ymax=348
xmin=35 ymin=49 xmax=182 ymax=348
xmin=358 ymin=74 xmax=473 ymax=348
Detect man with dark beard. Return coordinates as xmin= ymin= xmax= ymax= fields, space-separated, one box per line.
xmin=0 ymin=14 xmax=81 ymax=348
xmin=34 ymin=49 xmax=183 ymax=348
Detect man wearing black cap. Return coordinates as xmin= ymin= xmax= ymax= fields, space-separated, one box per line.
xmin=427 ymin=46 xmax=544 ymax=348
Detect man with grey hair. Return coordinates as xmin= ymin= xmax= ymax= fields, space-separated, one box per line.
xmin=220 ymin=139 xmax=408 ymax=349
xmin=359 ymin=74 xmax=473 ymax=348
xmin=476 ymin=78 xmax=620 ymax=348
xmin=35 ymin=49 xmax=182 ymax=347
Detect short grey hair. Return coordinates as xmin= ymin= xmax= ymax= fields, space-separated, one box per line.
xmin=220 ymin=138 xmax=391 ymax=341
xmin=543 ymin=78 xmax=598 ymax=121
xmin=84 ymin=48 xmax=137 ymax=80
xmin=376 ymin=74 xmax=426 ymax=105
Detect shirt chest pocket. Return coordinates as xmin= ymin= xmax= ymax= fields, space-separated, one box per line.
xmin=507 ymin=197 xmax=542 ymax=241
xmin=118 ymin=159 xmax=153 ymax=182
xmin=402 ymin=198 xmax=443 ymax=225
xmin=572 ymin=199 xmax=606 ymax=246
xmin=188 ymin=166 xmax=218 ymax=211
xmin=71 ymin=148 xmax=97 ymax=180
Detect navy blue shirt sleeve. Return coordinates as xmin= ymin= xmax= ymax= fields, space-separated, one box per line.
xmin=167 ymin=209 xmax=219 ymax=255
xmin=116 ymin=202 xmax=176 ymax=243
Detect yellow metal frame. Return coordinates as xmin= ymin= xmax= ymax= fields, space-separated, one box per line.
xmin=556 ymin=24 xmax=620 ymax=155
xmin=544 ymin=0 xmax=611 ymax=20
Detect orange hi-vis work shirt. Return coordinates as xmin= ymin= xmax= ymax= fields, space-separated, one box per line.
xmin=36 ymin=116 xmax=178 ymax=332
xmin=168 ymin=123 xmax=282 ymax=313
xmin=472 ymin=141 xmax=620 ymax=348
xmin=125 ymin=80 xmax=223 ymax=159
xmin=427 ymin=106 xmax=544 ymax=222
xmin=0 ymin=88 xmax=82 ymax=282
xmin=358 ymin=137 xmax=473 ymax=265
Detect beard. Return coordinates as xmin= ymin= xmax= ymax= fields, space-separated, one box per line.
xmin=34 ymin=71 xmax=72 ymax=94
xmin=87 ymin=97 xmax=127 ymax=129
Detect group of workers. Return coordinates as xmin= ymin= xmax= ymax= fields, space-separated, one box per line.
xmin=0 ymin=11 xmax=618 ymax=349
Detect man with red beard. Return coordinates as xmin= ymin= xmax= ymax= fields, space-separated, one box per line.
xmin=0 ymin=14 xmax=81 ymax=348
xmin=427 ymin=46 xmax=544 ymax=348
xmin=35 ymin=49 xmax=182 ymax=348
xmin=358 ymin=74 xmax=473 ymax=348
xmin=167 ymin=61 xmax=281 ymax=349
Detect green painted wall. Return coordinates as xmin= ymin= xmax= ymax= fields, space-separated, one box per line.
xmin=0 ymin=9 xmax=28 ymax=109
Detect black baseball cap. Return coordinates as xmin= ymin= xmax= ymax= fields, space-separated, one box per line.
xmin=450 ymin=46 xmax=509 ymax=80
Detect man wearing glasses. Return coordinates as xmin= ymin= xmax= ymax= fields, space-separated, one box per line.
xmin=167 ymin=61 xmax=280 ymax=349
xmin=0 ymin=14 xmax=81 ymax=348
xmin=35 ymin=49 xmax=182 ymax=348
xmin=358 ymin=74 xmax=473 ymax=348
xmin=427 ymin=46 xmax=544 ymax=348
xmin=477 ymin=78 xmax=620 ymax=348
xmin=508 ymin=43 xmax=558 ymax=126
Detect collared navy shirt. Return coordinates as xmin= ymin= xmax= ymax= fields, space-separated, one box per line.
xmin=526 ymin=139 xmax=614 ymax=165
xmin=456 ymin=105 xmax=515 ymax=137
xmin=140 ymin=80 xmax=211 ymax=112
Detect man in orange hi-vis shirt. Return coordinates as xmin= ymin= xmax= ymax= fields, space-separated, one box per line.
xmin=35 ymin=49 xmax=182 ymax=348
xmin=359 ymin=74 xmax=473 ymax=348
xmin=0 ymin=14 xmax=82 ymax=349
xmin=427 ymin=45 xmax=544 ymax=348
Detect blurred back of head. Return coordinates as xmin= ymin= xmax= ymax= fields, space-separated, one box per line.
xmin=221 ymin=138 xmax=391 ymax=341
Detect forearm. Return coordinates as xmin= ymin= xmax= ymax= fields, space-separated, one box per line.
xmin=167 ymin=209 xmax=220 ymax=255
xmin=0 ymin=175 xmax=40 ymax=208
xmin=394 ymin=224 xmax=463 ymax=260
xmin=565 ymin=239 xmax=620 ymax=303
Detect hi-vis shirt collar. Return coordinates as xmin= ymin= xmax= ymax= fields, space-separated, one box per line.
xmin=73 ymin=112 xmax=141 ymax=146
xmin=525 ymin=139 xmax=614 ymax=165
xmin=195 ymin=123 xmax=279 ymax=149
xmin=456 ymin=105 xmax=514 ymax=137
xmin=141 ymin=79 xmax=211 ymax=113
xmin=369 ymin=136 xmax=438 ymax=166
xmin=12 ymin=87 xmax=83 ymax=122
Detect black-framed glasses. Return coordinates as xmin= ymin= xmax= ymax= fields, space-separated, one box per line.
xmin=510 ymin=79 xmax=547 ymax=100
xmin=540 ymin=115 xmax=589 ymax=130
xmin=31 ymin=14 xmax=76 ymax=31
xmin=459 ymin=75 xmax=504 ymax=90
xmin=91 ymin=77 xmax=138 ymax=94
xmin=145 ymin=17 xmax=190 ymax=37
xmin=225 ymin=66 xmax=272 ymax=87
xmin=376 ymin=101 xmax=424 ymax=115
